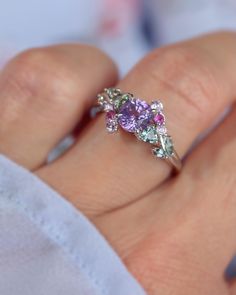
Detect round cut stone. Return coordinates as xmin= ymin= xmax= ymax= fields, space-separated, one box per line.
xmin=154 ymin=112 xmax=165 ymax=126
xmin=151 ymin=100 xmax=163 ymax=112
xmin=137 ymin=125 xmax=159 ymax=144
xmin=103 ymin=102 xmax=114 ymax=112
xmin=118 ymin=98 xmax=152 ymax=132
xmin=157 ymin=125 xmax=167 ymax=135
xmin=106 ymin=111 xmax=118 ymax=133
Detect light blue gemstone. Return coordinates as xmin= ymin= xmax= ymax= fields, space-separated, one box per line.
xmin=137 ymin=125 xmax=159 ymax=144
xmin=165 ymin=136 xmax=174 ymax=156
xmin=152 ymin=147 xmax=166 ymax=158
xmin=152 ymin=136 xmax=174 ymax=158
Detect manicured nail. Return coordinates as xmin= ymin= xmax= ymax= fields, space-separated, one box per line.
xmin=225 ymin=255 xmax=236 ymax=281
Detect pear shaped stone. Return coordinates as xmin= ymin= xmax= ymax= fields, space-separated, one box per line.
xmin=152 ymin=136 xmax=174 ymax=158
xmin=137 ymin=125 xmax=159 ymax=144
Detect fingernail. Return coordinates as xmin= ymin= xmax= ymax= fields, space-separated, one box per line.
xmin=225 ymin=255 xmax=236 ymax=281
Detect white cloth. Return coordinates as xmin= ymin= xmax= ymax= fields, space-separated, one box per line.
xmin=0 ymin=155 xmax=146 ymax=295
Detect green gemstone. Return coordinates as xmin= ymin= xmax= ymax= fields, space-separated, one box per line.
xmin=105 ymin=88 xmax=121 ymax=100
xmin=137 ymin=125 xmax=159 ymax=144
xmin=114 ymin=93 xmax=130 ymax=110
xmin=152 ymin=135 xmax=174 ymax=158
xmin=164 ymin=136 xmax=174 ymax=156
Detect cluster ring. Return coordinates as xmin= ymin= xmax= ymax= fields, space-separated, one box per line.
xmin=91 ymin=88 xmax=182 ymax=172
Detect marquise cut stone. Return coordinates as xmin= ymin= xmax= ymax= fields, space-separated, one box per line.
xmin=152 ymin=136 xmax=174 ymax=158
xmin=164 ymin=136 xmax=174 ymax=156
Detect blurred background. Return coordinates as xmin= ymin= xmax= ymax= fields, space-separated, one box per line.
xmin=0 ymin=0 xmax=236 ymax=74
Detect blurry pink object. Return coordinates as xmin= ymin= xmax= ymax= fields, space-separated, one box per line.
xmin=100 ymin=0 xmax=140 ymax=36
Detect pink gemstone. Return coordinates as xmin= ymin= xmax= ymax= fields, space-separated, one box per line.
xmin=106 ymin=110 xmax=115 ymax=120
xmin=154 ymin=113 xmax=165 ymax=126
xmin=105 ymin=111 xmax=118 ymax=133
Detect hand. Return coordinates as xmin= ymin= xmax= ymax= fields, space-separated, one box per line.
xmin=0 ymin=32 xmax=236 ymax=295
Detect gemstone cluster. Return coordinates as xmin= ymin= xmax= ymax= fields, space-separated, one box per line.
xmin=97 ymin=88 xmax=174 ymax=159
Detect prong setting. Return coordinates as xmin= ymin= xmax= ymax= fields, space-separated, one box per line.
xmin=96 ymin=88 xmax=179 ymax=168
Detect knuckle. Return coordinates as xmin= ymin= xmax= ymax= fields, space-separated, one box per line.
xmin=143 ymin=45 xmax=221 ymax=119
xmin=3 ymin=48 xmax=77 ymax=107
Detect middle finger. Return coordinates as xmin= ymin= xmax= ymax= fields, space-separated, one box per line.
xmin=38 ymin=32 xmax=236 ymax=215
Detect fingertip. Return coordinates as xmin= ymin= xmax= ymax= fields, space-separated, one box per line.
xmin=0 ymin=44 xmax=118 ymax=170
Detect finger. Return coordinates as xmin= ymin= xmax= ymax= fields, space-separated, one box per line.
xmin=125 ymin=107 xmax=236 ymax=295
xmin=182 ymin=106 xmax=236 ymax=264
xmin=37 ymin=32 xmax=236 ymax=215
xmin=230 ymin=285 xmax=236 ymax=295
xmin=103 ymin=108 xmax=236 ymax=295
xmin=0 ymin=44 xmax=117 ymax=169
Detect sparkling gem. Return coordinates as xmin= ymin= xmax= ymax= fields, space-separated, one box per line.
xmin=154 ymin=113 xmax=165 ymax=126
xmin=118 ymin=98 xmax=152 ymax=132
xmin=157 ymin=125 xmax=167 ymax=135
xmin=114 ymin=93 xmax=130 ymax=110
xmin=106 ymin=111 xmax=118 ymax=133
xmin=164 ymin=136 xmax=174 ymax=156
xmin=103 ymin=102 xmax=113 ymax=112
xmin=105 ymin=88 xmax=121 ymax=100
xmin=152 ymin=136 xmax=174 ymax=158
xmin=152 ymin=147 xmax=166 ymax=158
xmin=151 ymin=100 xmax=163 ymax=112
xmin=97 ymin=94 xmax=106 ymax=105
xmin=136 ymin=125 xmax=159 ymax=144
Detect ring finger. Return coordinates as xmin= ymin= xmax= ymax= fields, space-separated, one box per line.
xmin=37 ymin=32 xmax=236 ymax=215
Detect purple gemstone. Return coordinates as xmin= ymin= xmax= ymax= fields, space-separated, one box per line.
xmin=118 ymin=98 xmax=152 ymax=132
xmin=154 ymin=113 xmax=165 ymax=126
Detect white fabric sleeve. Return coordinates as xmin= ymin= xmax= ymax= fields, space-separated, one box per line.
xmin=0 ymin=155 xmax=146 ymax=295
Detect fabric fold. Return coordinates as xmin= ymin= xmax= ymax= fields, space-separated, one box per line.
xmin=0 ymin=155 xmax=146 ymax=295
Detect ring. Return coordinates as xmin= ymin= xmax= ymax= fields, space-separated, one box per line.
xmin=92 ymin=88 xmax=182 ymax=172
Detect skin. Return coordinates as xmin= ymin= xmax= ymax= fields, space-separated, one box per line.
xmin=0 ymin=32 xmax=236 ymax=294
